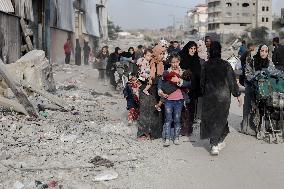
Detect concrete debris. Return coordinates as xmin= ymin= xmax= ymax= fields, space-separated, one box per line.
xmin=58 ymin=84 xmax=78 ymax=91
xmin=13 ymin=181 xmax=25 ymax=189
xmin=94 ymin=170 xmax=119 ymax=181
xmin=0 ymin=63 xmax=159 ymax=189
xmin=89 ymin=156 xmax=114 ymax=168
xmin=7 ymin=50 xmax=56 ymax=92
xmin=60 ymin=134 xmax=78 ymax=142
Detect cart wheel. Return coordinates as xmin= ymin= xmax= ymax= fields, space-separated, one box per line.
xmin=268 ymin=134 xmax=274 ymax=144
xmin=256 ymin=131 xmax=265 ymax=140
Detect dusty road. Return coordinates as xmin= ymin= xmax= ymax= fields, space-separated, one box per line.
xmin=1 ymin=64 xmax=284 ymax=189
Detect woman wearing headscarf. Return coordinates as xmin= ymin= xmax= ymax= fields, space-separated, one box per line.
xmin=196 ymin=40 xmax=208 ymax=65
xmin=137 ymin=44 xmax=166 ymax=139
xmin=241 ymin=44 xmax=277 ymax=136
xmin=200 ymin=41 xmax=241 ymax=155
xmin=195 ymin=40 xmax=209 ymax=120
xmin=179 ymin=41 xmax=201 ymax=136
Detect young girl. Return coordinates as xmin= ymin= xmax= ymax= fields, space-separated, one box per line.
xmin=136 ymin=49 xmax=153 ymax=95
xmin=123 ymin=73 xmax=141 ymax=125
xmin=155 ymin=69 xmax=191 ymax=112
xmin=159 ymin=54 xmax=191 ymax=146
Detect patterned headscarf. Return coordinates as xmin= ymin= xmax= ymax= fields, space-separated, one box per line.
xmin=150 ymin=43 xmax=166 ymax=78
xmin=196 ymin=40 xmax=208 ymax=61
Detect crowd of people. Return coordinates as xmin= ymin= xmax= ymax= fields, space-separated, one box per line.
xmin=93 ymin=36 xmax=284 ymax=156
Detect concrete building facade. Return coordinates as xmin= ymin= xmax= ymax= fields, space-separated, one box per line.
xmin=207 ymin=0 xmax=272 ymax=35
xmin=185 ymin=4 xmax=208 ymax=38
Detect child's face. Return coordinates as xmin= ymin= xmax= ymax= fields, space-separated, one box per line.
xmin=170 ymin=57 xmax=180 ymax=70
xmin=144 ymin=52 xmax=152 ymax=61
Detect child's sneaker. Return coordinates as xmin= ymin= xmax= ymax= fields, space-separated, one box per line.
xmin=155 ymin=105 xmax=162 ymax=112
xmin=128 ymin=120 xmax=133 ymax=126
xmin=163 ymin=139 xmax=170 ymax=147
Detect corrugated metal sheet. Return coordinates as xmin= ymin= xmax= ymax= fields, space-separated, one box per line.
xmin=82 ymin=0 xmax=100 ymax=37
xmin=51 ymin=0 xmax=75 ymax=32
xmin=0 ymin=0 xmax=14 ymax=13
xmin=0 ymin=12 xmax=21 ymax=63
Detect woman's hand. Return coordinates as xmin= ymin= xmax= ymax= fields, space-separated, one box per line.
xmin=158 ymin=90 xmax=168 ymax=99
xmin=237 ymin=96 xmax=243 ymax=107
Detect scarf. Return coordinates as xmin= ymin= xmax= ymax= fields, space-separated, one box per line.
xmin=179 ymin=41 xmax=200 ymax=70
xmin=252 ymin=44 xmax=270 ymax=71
xmin=196 ymin=40 xmax=208 ymax=61
xmin=209 ymin=41 xmax=222 ymax=60
xmin=150 ymin=44 xmax=166 ymax=78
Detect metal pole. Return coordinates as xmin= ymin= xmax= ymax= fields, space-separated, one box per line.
xmin=44 ymin=0 xmax=51 ymax=61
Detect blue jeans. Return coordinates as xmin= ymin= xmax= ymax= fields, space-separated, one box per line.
xmin=163 ymin=100 xmax=184 ymax=140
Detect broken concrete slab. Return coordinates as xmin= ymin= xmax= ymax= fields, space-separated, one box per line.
xmin=6 ymin=50 xmax=56 ymax=92
xmin=0 ymin=59 xmax=38 ymax=117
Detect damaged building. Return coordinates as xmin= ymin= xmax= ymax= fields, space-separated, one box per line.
xmin=0 ymin=0 xmax=107 ymax=65
xmin=206 ymin=0 xmax=272 ymax=35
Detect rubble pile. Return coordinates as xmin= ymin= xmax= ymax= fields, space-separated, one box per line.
xmin=0 ymin=63 xmax=164 ymax=189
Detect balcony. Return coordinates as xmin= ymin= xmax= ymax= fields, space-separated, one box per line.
xmin=208 ymin=7 xmax=222 ymax=13
xmin=208 ymin=17 xmax=222 ymax=23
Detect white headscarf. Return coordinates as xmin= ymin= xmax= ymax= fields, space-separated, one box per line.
xmin=196 ymin=40 xmax=208 ymax=61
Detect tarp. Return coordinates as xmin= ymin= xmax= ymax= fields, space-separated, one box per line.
xmin=51 ymin=0 xmax=75 ymax=32
xmin=14 ymin=0 xmax=34 ymax=21
xmin=0 ymin=0 xmax=14 ymax=13
xmin=82 ymin=0 xmax=100 ymax=37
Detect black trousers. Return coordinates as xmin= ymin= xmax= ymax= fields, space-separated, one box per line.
xmin=65 ymin=53 xmax=71 ymax=64
xmin=209 ymin=122 xmax=229 ymax=146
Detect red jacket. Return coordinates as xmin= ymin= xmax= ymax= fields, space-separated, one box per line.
xmin=64 ymin=41 xmax=72 ymax=54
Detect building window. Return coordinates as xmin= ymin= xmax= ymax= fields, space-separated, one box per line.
xmin=266 ymin=17 xmax=269 ymax=22
xmin=253 ymin=3 xmax=255 ymax=5
xmin=262 ymin=17 xmax=265 ymax=22
xmin=240 ymin=23 xmax=247 ymax=26
xmin=266 ymin=7 xmax=269 ymax=11
xmin=262 ymin=6 xmax=265 ymax=11
xmin=225 ymin=12 xmax=232 ymax=17
xmin=224 ymin=23 xmax=231 ymax=25
xmin=242 ymin=3 xmax=249 ymax=7
xmin=226 ymin=3 xmax=232 ymax=7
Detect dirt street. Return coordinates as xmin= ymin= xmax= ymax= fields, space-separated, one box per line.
xmin=0 ymin=63 xmax=283 ymax=189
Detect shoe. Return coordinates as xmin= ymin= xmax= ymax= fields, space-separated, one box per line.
xmin=218 ymin=142 xmax=226 ymax=150
xmin=174 ymin=139 xmax=180 ymax=145
xmin=128 ymin=121 xmax=133 ymax=126
xmin=210 ymin=146 xmax=219 ymax=155
xmin=164 ymin=139 xmax=170 ymax=147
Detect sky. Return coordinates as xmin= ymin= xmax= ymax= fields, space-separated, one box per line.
xmin=108 ymin=0 xmax=284 ymax=29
